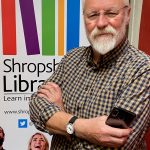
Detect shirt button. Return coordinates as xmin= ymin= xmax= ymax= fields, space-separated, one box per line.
xmin=77 ymin=106 xmax=80 ymax=111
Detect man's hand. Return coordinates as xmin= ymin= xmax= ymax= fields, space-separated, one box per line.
xmin=37 ymin=82 xmax=64 ymax=110
xmin=74 ymin=116 xmax=132 ymax=148
xmin=37 ymin=83 xmax=132 ymax=148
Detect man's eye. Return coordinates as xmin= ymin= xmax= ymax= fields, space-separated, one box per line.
xmin=105 ymin=12 xmax=118 ymax=17
xmin=88 ymin=13 xmax=99 ymax=19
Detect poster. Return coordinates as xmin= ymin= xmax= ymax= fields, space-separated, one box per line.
xmin=1 ymin=0 xmax=147 ymax=149
xmin=0 ymin=0 xmax=88 ymax=149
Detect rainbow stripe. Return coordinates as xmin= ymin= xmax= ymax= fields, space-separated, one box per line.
xmin=1 ymin=0 xmax=16 ymax=55
xmin=42 ymin=0 xmax=55 ymax=55
xmin=19 ymin=0 xmax=40 ymax=55
xmin=67 ymin=0 xmax=80 ymax=52
xmin=1 ymin=0 xmax=80 ymax=56
xmin=58 ymin=0 xmax=65 ymax=56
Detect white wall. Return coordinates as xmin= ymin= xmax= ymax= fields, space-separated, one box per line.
xmin=128 ymin=0 xmax=143 ymax=48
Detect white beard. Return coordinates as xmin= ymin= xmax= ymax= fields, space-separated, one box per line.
xmin=87 ymin=23 xmax=126 ymax=55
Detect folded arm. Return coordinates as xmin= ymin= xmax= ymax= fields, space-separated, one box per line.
xmin=30 ymin=81 xmax=131 ymax=148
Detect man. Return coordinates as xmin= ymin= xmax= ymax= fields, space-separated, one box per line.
xmin=0 ymin=127 xmax=5 ymax=150
xmin=29 ymin=0 xmax=150 ymax=149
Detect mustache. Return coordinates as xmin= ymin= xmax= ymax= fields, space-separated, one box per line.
xmin=91 ymin=26 xmax=117 ymax=37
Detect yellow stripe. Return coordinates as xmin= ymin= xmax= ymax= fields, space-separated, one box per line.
xmin=58 ymin=0 xmax=64 ymax=56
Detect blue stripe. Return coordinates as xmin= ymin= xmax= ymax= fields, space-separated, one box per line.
xmin=67 ymin=0 xmax=80 ymax=52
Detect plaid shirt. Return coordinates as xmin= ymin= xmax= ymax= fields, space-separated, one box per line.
xmin=29 ymin=39 xmax=150 ymax=150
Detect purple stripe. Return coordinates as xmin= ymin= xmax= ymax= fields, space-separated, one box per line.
xmin=19 ymin=0 xmax=40 ymax=55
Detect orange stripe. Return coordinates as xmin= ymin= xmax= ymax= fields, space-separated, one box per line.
xmin=2 ymin=0 xmax=16 ymax=55
xmin=58 ymin=0 xmax=64 ymax=56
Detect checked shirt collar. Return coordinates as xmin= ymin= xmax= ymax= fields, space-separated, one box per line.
xmin=85 ymin=38 xmax=129 ymax=69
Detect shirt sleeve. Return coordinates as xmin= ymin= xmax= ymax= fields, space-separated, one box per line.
xmin=29 ymin=56 xmax=66 ymax=133
xmin=115 ymin=60 xmax=150 ymax=149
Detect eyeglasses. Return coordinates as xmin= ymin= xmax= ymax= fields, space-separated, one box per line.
xmin=84 ymin=6 xmax=128 ymax=22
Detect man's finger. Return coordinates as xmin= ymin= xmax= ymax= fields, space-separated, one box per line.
xmin=37 ymin=93 xmax=48 ymax=100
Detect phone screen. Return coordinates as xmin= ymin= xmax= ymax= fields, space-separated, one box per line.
xmin=106 ymin=107 xmax=136 ymax=129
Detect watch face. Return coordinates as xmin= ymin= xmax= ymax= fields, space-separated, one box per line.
xmin=66 ymin=123 xmax=74 ymax=134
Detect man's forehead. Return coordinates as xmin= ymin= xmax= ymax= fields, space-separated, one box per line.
xmin=84 ymin=0 xmax=124 ymax=8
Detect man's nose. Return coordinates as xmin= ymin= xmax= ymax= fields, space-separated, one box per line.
xmin=96 ymin=14 xmax=109 ymax=29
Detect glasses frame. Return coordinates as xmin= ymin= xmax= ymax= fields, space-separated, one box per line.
xmin=84 ymin=6 xmax=129 ymax=22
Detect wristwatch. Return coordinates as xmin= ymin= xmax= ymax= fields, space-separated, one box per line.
xmin=66 ymin=116 xmax=78 ymax=135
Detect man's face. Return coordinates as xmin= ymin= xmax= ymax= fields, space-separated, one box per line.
xmin=83 ymin=0 xmax=130 ymax=55
xmin=0 ymin=128 xmax=4 ymax=146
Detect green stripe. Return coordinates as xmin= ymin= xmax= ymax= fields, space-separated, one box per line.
xmin=42 ymin=0 xmax=55 ymax=55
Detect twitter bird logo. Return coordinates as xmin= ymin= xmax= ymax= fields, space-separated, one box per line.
xmin=18 ymin=119 xmax=28 ymax=128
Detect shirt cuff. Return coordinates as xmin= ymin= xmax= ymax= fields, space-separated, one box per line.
xmin=29 ymin=93 xmax=62 ymax=133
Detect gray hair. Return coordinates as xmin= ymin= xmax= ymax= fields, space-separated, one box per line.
xmin=82 ymin=0 xmax=130 ymax=10
xmin=123 ymin=0 xmax=130 ymax=5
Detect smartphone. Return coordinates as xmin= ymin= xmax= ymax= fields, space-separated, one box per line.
xmin=106 ymin=107 xmax=136 ymax=129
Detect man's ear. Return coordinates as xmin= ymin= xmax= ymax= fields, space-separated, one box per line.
xmin=126 ymin=6 xmax=131 ymax=25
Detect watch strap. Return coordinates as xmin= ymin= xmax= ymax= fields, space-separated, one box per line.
xmin=68 ymin=116 xmax=78 ymax=124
